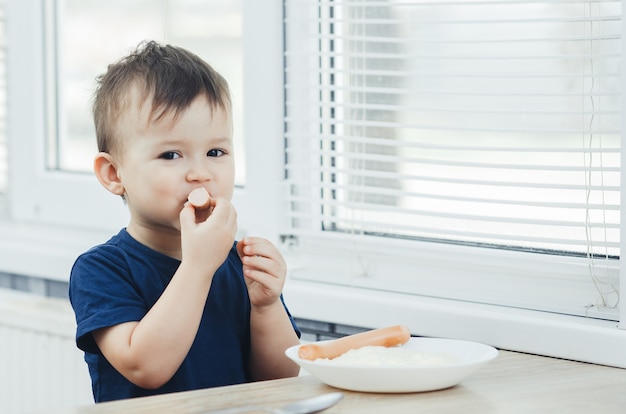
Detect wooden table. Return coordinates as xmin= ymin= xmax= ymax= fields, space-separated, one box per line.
xmin=49 ymin=350 xmax=626 ymax=414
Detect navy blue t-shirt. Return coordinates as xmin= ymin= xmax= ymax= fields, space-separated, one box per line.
xmin=69 ymin=228 xmax=299 ymax=402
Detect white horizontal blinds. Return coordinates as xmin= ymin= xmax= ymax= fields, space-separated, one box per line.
xmin=283 ymin=0 xmax=621 ymax=257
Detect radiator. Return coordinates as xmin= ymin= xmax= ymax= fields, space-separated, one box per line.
xmin=0 ymin=289 xmax=93 ymax=414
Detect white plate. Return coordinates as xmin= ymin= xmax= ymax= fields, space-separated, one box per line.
xmin=285 ymin=337 xmax=498 ymax=393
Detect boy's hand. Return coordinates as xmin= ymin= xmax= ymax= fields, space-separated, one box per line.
xmin=179 ymin=197 xmax=237 ymax=272
xmin=236 ymin=237 xmax=287 ymax=308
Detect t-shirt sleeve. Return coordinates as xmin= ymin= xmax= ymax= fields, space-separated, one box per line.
xmin=280 ymin=294 xmax=301 ymax=339
xmin=69 ymin=247 xmax=149 ymax=354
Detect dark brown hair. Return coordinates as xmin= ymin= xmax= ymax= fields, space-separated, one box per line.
xmin=93 ymin=40 xmax=231 ymax=154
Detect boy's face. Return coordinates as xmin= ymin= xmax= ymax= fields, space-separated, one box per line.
xmin=114 ymin=93 xmax=235 ymax=235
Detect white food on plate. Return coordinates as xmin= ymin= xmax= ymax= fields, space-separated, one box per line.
xmin=320 ymin=345 xmax=458 ymax=367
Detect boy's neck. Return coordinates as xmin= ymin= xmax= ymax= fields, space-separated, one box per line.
xmin=126 ymin=223 xmax=183 ymax=260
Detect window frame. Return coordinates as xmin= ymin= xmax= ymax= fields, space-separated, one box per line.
xmin=2 ymin=0 xmax=626 ymax=369
xmin=279 ymin=0 xmax=624 ymax=317
xmin=269 ymin=0 xmax=626 ymax=368
xmin=6 ymin=0 xmax=130 ymax=231
xmin=2 ymin=0 xmax=257 ymax=277
xmin=6 ymin=1 xmax=252 ymax=232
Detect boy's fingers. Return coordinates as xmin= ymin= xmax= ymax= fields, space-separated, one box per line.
xmin=236 ymin=240 xmax=245 ymax=259
xmin=179 ymin=203 xmax=196 ymax=230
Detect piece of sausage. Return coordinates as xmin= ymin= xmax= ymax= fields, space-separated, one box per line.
xmin=298 ymin=325 xmax=411 ymax=361
xmin=187 ymin=187 xmax=211 ymax=208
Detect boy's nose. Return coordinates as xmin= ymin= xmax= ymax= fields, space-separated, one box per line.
xmin=186 ymin=161 xmax=212 ymax=182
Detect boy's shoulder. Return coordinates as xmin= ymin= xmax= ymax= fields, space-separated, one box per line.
xmin=71 ymin=228 xmax=168 ymax=286
xmin=75 ymin=229 xmax=132 ymax=263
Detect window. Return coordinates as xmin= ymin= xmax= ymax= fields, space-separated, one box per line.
xmin=283 ymin=0 xmax=620 ymax=315
xmin=6 ymin=1 xmax=243 ymax=230
xmin=2 ymin=0 xmax=252 ymax=283
xmin=50 ymin=0 xmax=244 ymax=185
xmin=3 ymin=0 xmax=626 ymax=369
xmin=276 ymin=0 xmax=626 ymax=367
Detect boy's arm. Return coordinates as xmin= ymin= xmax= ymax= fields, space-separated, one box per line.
xmin=93 ymin=199 xmax=238 ymax=389
xmin=237 ymin=237 xmax=301 ymax=380
xmin=249 ymin=302 xmax=302 ymax=380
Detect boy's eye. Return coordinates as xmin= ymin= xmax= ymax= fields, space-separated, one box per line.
xmin=207 ymin=149 xmax=225 ymax=157
xmin=159 ymin=151 xmax=180 ymax=160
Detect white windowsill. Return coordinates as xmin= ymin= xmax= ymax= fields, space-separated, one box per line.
xmin=283 ymin=278 xmax=626 ymax=369
xmin=0 ymin=188 xmax=248 ymax=282
xmin=0 ymin=217 xmax=113 ymax=282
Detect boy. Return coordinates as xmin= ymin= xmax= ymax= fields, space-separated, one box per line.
xmin=69 ymin=41 xmax=301 ymax=403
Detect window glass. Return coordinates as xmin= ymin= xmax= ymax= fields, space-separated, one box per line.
xmin=52 ymin=0 xmax=244 ymax=184
xmin=284 ymin=1 xmax=620 ymax=256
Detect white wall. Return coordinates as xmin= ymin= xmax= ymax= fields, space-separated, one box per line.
xmin=0 ymin=289 xmax=93 ymax=413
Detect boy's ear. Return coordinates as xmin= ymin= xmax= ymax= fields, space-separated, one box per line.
xmin=93 ymin=152 xmax=125 ymax=196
